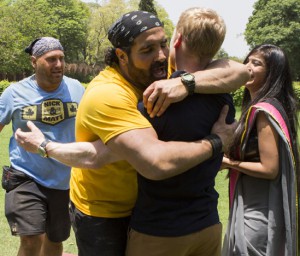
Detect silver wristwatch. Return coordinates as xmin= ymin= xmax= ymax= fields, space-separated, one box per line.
xmin=180 ymin=72 xmax=195 ymax=95
xmin=37 ymin=139 xmax=51 ymax=158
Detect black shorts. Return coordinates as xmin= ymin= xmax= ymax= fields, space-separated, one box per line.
xmin=69 ymin=202 xmax=130 ymax=256
xmin=5 ymin=174 xmax=71 ymax=242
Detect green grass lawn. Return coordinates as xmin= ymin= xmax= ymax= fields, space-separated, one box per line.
xmin=0 ymin=124 xmax=229 ymax=255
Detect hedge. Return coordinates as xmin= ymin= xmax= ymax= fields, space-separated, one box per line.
xmin=1 ymin=80 xmax=300 ymax=107
xmin=232 ymin=82 xmax=300 ymax=107
xmin=0 ymin=80 xmax=10 ymax=95
xmin=0 ymin=80 xmax=88 ymax=95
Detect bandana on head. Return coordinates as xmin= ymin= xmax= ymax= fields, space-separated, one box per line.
xmin=108 ymin=10 xmax=163 ymax=48
xmin=25 ymin=37 xmax=64 ymax=57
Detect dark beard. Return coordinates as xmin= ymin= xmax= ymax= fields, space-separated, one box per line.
xmin=126 ymin=56 xmax=168 ymax=91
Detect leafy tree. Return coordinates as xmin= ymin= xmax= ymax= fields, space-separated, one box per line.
xmin=0 ymin=0 xmax=53 ymax=75
xmin=138 ymin=0 xmax=157 ymax=15
xmin=85 ymin=0 xmax=130 ymax=67
xmin=128 ymin=0 xmax=139 ymax=10
xmin=229 ymin=56 xmax=244 ymax=63
xmin=84 ymin=0 xmax=173 ymax=67
xmin=155 ymin=2 xmax=174 ymax=41
xmin=0 ymin=0 xmax=89 ymax=76
xmin=245 ymin=0 xmax=300 ymax=80
xmin=0 ymin=0 xmax=174 ymax=79
xmin=215 ymin=48 xmax=229 ymax=59
xmin=46 ymin=0 xmax=89 ymax=63
xmin=214 ymin=49 xmax=244 ymax=65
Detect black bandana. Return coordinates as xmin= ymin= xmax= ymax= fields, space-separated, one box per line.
xmin=108 ymin=11 xmax=163 ymax=48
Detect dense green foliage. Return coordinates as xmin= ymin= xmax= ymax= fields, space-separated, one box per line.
xmin=139 ymin=0 xmax=157 ymax=15
xmin=245 ymin=0 xmax=300 ymax=80
xmin=231 ymin=82 xmax=300 ymax=107
xmin=231 ymin=86 xmax=245 ymax=107
xmin=82 ymin=0 xmax=173 ymax=67
xmin=2 ymin=0 xmax=299 ymax=81
xmin=0 ymin=0 xmax=174 ymax=81
xmin=0 ymin=80 xmax=10 ymax=94
xmin=0 ymin=0 xmax=89 ymax=75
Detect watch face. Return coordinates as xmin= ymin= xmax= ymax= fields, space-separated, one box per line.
xmin=181 ymin=72 xmax=195 ymax=95
xmin=182 ymin=73 xmax=194 ymax=81
xmin=38 ymin=147 xmax=47 ymax=157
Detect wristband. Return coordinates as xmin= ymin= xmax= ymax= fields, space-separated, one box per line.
xmin=204 ymin=134 xmax=223 ymax=159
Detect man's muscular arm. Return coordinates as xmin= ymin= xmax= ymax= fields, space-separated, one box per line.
xmin=15 ymin=121 xmax=120 ymax=168
xmin=143 ymin=59 xmax=250 ymax=117
xmin=107 ymin=105 xmax=236 ymax=180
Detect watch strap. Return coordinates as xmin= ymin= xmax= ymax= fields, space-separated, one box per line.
xmin=39 ymin=139 xmax=51 ymax=158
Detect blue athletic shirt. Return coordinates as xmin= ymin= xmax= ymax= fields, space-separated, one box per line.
xmin=131 ymin=71 xmax=235 ymax=236
xmin=0 ymin=75 xmax=85 ymax=190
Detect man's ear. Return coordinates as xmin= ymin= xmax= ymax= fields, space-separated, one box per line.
xmin=173 ymin=33 xmax=182 ymax=49
xmin=115 ymin=48 xmax=128 ymax=65
xmin=31 ymin=56 xmax=37 ymax=69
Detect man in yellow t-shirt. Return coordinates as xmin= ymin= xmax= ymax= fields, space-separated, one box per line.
xmin=70 ymin=66 xmax=151 ymax=219
xmin=15 ymin=11 xmax=250 ymax=256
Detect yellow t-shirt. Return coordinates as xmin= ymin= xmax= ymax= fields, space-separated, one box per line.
xmin=70 ymin=66 xmax=152 ymax=218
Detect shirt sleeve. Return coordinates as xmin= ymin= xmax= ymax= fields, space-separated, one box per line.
xmin=0 ymin=86 xmax=14 ymax=125
xmin=77 ymin=83 xmax=152 ymax=144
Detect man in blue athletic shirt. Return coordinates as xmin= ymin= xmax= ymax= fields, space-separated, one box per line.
xmin=0 ymin=37 xmax=85 ymax=256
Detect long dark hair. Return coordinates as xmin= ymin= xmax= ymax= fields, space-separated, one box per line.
xmin=104 ymin=46 xmax=131 ymax=67
xmin=231 ymin=44 xmax=299 ymax=180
